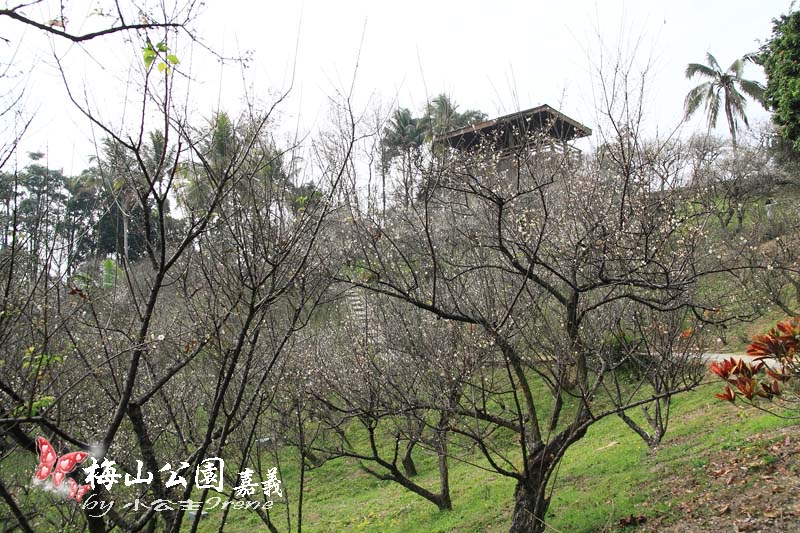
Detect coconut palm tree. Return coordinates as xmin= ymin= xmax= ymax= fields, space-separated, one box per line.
xmin=381 ymin=108 xmax=426 ymax=207
xmin=684 ymin=52 xmax=765 ymax=149
xmin=381 ymin=98 xmax=486 ymax=206
xmin=383 ymin=108 xmax=425 ymax=159
xmin=423 ymin=94 xmax=486 ymax=140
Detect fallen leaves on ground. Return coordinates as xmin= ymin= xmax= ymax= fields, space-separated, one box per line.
xmin=631 ymin=425 xmax=800 ymax=532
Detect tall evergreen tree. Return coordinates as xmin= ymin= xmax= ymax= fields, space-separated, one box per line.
xmin=759 ymin=9 xmax=800 ymax=152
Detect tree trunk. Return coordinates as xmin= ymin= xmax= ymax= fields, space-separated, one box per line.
xmin=405 ymin=153 xmax=412 ymax=207
xmin=123 ymin=211 xmax=130 ymax=264
xmin=508 ymin=468 xmax=551 ymax=533
xmin=793 ymin=277 xmax=800 ymax=308
xmin=436 ymin=432 xmax=451 ymax=511
xmin=725 ymin=95 xmax=737 ymax=152
xmin=0 ymin=481 xmax=34 ymax=533
xmin=381 ymin=162 xmax=386 ymax=219
xmin=297 ymin=451 xmax=306 ymax=533
xmin=509 ymin=423 xmax=589 ymax=533
xmin=128 ymin=402 xmax=174 ymax=530
xmin=402 ymin=441 xmax=418 ymax=477
xmin=85 ymin=514 xmax=107 ymax=533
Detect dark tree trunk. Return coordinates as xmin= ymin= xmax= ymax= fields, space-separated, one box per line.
xmin=0 ymin=481 xmax=34 ymax=533
xmin=402 ymin=441 xmax=418 ymax=477
xmin=437 ymin=451 xmax=451 ymax=510
xmin=794 ymin=279 xmax=800 ymax=308
xmin=509 ymin=421 xmax=589 ymax=533
xmin=85 ymin=514 xmax=107 ymax=533
xmin=297 ymin=451 xmax=306 ymax=533
xmin=725 ymin=94 xmax=737 ymax=152
xmin=128 ymin=401 xmax=174 ymax=530
xmin=508 ymin=464 xmax=551 ymax=533
xmin=548 ymin=392 xmax=563 ymax=432
xmin=435 ymin=426 xmax=451 ymax=511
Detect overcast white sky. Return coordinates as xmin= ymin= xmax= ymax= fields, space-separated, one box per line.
xmin=2 ymin=0 xmax=794 ymax=174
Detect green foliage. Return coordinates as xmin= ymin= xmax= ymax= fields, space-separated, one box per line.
xmin=95 ymin=202 xmax=149 ymax=260
xmin=290 ymin=182 xmax=323 ymax=214
xmin=71 ymin=272 xmax=98 ymax=291
xmin=604 ymin=330 xmax=643 ymax=374
xmin=21 ymin=346 xmax=63 ymax=373
xmin=62 ymin=170 xmax=101 ymax=264
xmin=381 ymin=94 xmax=486 ymax=161
xmin=16 ymin=160 xmax=67 ymax=237
xmin=380 ymin=94 xmax=486 ymax=201
xmin=382 ymin=108 xmax=426 ymax=163
xmin=208 ymin=112 xmax=234 ymax=164
xmin=102 ymin=258 xmax=121 ymax=288
xmin=17 ymin=346 xmax=61 ymax=416
xmin=142 ymin=40 xmax=180 ymax=74
xmin=423 ymin=94 xmax=487 ymax=140
xmin=94 ymin=133 xmax=181 ymax=261
xmin=760 ymin=10 xmax=800 ymax=152
xmin=13 ymin=396 xmax=55 ymax=417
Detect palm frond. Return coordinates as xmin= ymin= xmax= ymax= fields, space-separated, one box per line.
xmin=727 ymin=58 xmax=744 ymax=78
xmin=742 ymin=52 xmax=762 ymax=65
xmin=685 ymin=62 xmax=718 ymax=79
xmin=706 ymin=52 xmax=722 ymax=72
xmin=727 ymin=85 xmax=747 ymax=107
xmin=459 ymin=110 xmax=487 ymax=126
xmin=383 ymin=107 xmax=426 ymax=158
xmin=738 ymin=78 xmax=766 ymax=105
xmin=727 ymin=91 xmax=750 ymax=128
xmin=705 ymin=85 xmax=721 ymax=130
xmin=684 ymin=82 xmax=712 ymax=118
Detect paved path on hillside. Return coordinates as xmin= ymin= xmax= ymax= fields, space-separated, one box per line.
xmin=702 ymin=352 xmax=748 ymax=362
xmin=699 ymin=352 xmax=786 ymax=369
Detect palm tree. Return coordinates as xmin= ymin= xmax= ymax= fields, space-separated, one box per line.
xmin=383 ymin=108 xmax=425 ymax=159
xmin=684 ymin=52 xmax=765 ymax=149
xmin=381 ymin=108 xmax=426 ymax=207
xmin=423 ymin=94 xmax=486 ymax=140
xmin=63 ymin=170 xmax=101 ymax=272
xmin=98 ymin=131 xmax=177 ymax=263
xmin=381 ymin=98 xmax=486 ymax=206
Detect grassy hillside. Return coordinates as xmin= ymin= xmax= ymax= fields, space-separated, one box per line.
xmin=194 ymin=379 xmax=797 ymax=532
xmin=189 ymin=185 xmax=800 ymax=532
